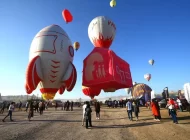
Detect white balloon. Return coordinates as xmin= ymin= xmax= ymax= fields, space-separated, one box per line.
xmin=110 ymin=0 xmax=116 ymax=7
xmin=88 ymin=16 xmax=116 ymax=48
xmin=148 ymin=59 xmax=154 ymax=65
xmin=184 ymin=83 xmax=190 ymax=104
xmin=26 ymin=25 xmax=77 ymax=100
xmin=144 ymin=74 xmax=151 ymax=81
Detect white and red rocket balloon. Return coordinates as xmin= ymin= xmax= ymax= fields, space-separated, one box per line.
xmin=82 ymin=16 xmax=132 ymax=98
xmin=25 ymin=25 xmax=77 ymax=100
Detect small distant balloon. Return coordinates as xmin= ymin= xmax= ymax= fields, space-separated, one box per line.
xmin=62 ymin=9 xmax=73 ymax=23
xmin=144 ymin=73 xmax=151 ymax=81
xmin=148 ymin=59 xmax=154 ymax=65
xmin=73 ymin=42 xmax=80 ymax=51
xmin=110 ymin=0 xmax=116 ymax=7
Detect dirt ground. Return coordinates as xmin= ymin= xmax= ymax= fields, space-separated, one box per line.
xmin=0 ymin=106 xmax=189 ymax=140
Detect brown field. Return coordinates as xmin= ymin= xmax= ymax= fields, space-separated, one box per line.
xmin=0 ymin=106 xmax=189 ymax=140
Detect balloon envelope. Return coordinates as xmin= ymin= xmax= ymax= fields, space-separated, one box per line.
xmin=62 ymin=9 xmax=73 ymax=23
xmin=149 ymin=59 xmax=154 ymax=65
xmin=82 ymin=86 xmax=101 ymax=99
xmin=110 ymin=0 xmax=116 ymax=7
xmin=25 ymin=25 xmax=77 ymax=100
xmin=132 ymin=83 xmax=152 ymax=98
xmin=73 ymin=42 xmax=80 ymax=51
xmin=183 ymin=83 xmax=190 ymax=104
xmin=144 ymin=74 xmax=151 ymax=81
xmin=82 ymin=47 xmax=133 ymax=90
xmin=88 ymin=16 xmax=116 ymax=49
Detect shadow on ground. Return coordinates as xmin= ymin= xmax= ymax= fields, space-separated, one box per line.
xmin=91 ymin=122 xmax=160 ymax=129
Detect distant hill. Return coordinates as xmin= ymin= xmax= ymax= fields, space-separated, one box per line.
xmin=1 ymin=95 xmax=39 ymax=102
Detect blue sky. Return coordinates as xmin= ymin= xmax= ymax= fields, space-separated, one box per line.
xmin=0 ymin=0 xmax=190 ymax=99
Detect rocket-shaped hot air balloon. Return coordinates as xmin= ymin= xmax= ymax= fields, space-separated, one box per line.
xmin=25 ymin=25 xmax=77 ymax=100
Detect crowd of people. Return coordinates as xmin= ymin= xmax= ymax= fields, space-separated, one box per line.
xmin=0 ymin=99 xmax=78 ymax=122
xmin=0 ymin=96 xmax=189 ymax=128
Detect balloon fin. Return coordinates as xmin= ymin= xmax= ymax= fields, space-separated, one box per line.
xmin=61 ymin=62 xmax=77 ymax=91
xmin=58 ymin=84 xmax=66 ymax=95
xmin=25 ymin=56 xmax=43 ymax=94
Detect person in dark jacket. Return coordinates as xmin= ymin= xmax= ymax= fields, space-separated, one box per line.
xmin=0 ymin=102 xmax=6 ymax=114
xmin=7 ymin=103 xmax=10 ymax=110
xmin=39 ymin=101 xmax=43 ymax=115
xmin=34 ymin=101 xmax=39 ymax=112
xmin=2 ymin=102 xmax=15 ymax=122
xmin=132 ymin=101 xmax=140 ymax=121
xmin=85 ymin=103 xmax=92 ymax=129
xmin=64 ymin=102 xmax=67 ymax=110
xmin=28 ymin=101 xmax=34 ymax=121
xmin=155 ymin=99 xmax=161 ymax=119
xmin=71 ymin=101 xmax=74 ymax=111
xmin=55 ymin=102 xmax=58 ymax=111
xmin=94 ymin=101 xmax=100 ymax=119
xmin=66 ymin=101 xmax=70 ymax=111
xmin=18 ymin=101 xmax=22 ymax=111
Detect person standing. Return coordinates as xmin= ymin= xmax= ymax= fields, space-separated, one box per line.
xmin=71 ymin=101 xmax=74 ymax=111
xmin=28 ymin=101 xmax=34 ymax=121
xmin=132 ymin=101 xmax=140 ymax=121
xmin=2 ymin=102 xmax=15 ymax=122
xmin=39 ymin=101 xmax=43 ymax=115
xmin=126 ymin=99 xmax=133 ymax=121
xmin=55 ymin=102 xmax=58 ymax=111
xmin=64 ymin=102 xmax=67 ymax=110
xmin=155 ymin=99 xmax=162 ymax=119
xmin=18 ymin=101 xmax=22 ymax=111
xmin=66 ymin=101 xmax=70 ymax=111
xmin=0 ymin=101 xmax=6 ymax=114
xmin=25 ymin=101 xmax=29 ymax=112
xmin=167 ymin=98 xmax=178 ymax=124
xmin=94 ymin=101 xmax=100 ymax=119
xmin=84 ymin=103 xmax=92 ymax=129
xmin=176 ymin=97 xmax=183 ymax=112
xmin=34 ymin=101 xmax=39 ymax=112
xmin=6 ymin=103 xmax=10 ymax=110
xmin=151 ymin=99 xmax=160 ymax=121
xmin=82 ymin=101 xmax=87 ymax=126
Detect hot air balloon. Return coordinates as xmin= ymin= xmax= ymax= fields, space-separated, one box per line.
xmin=88 ymin=16 xmax=116 ymax=49
xmin=82 ymin=86 xmax=101 ymax=99
xmin=183 ymin=83 xmax=190 ymax=104
xmin=25 ymin=25 xmax=77 ymax=100
xmin=131 ymin=83 xmax=152 ymax=101
xmin=83 ymin=16 xmax=133 ymax=93
xmin=110 ymin=0 xmax=116 ymax=7
xmin=62 ymin=9 xmax=73 ymax=23
xmin=149 ymin=59 xmax=154 ymax=65
xmin=73 ymin=42 xmax=80 ymax=51
xmin=144 ymin=74 xmax=151 ymax=81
